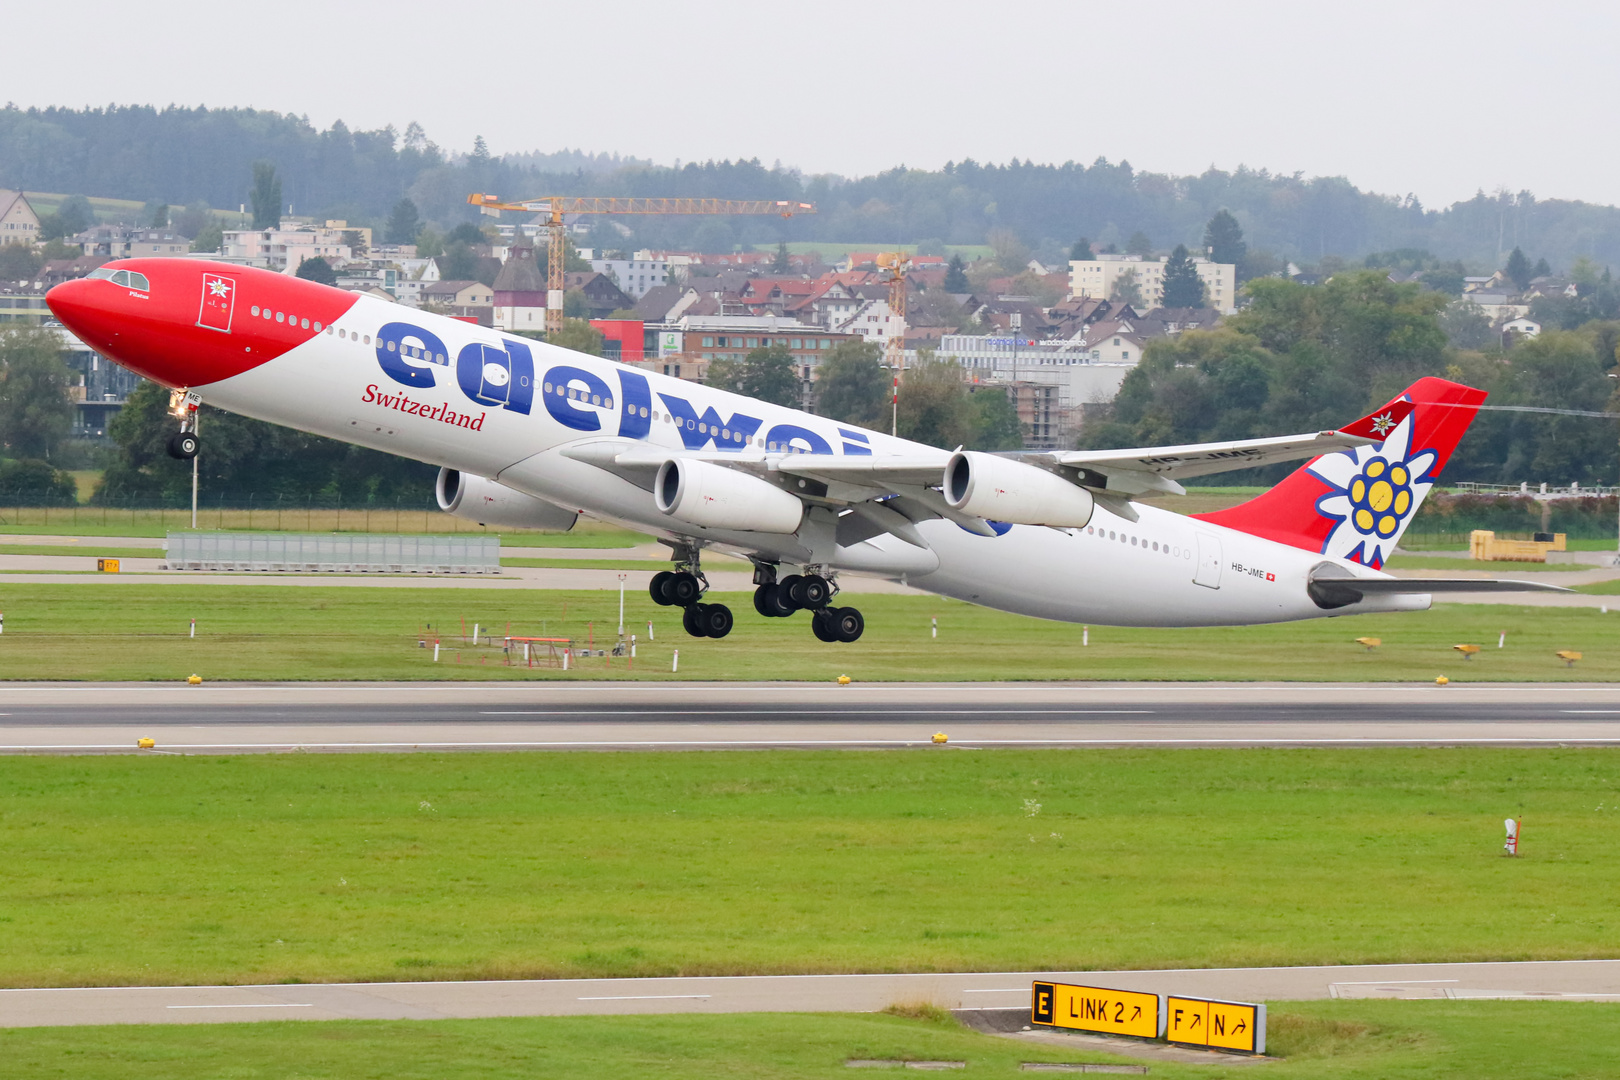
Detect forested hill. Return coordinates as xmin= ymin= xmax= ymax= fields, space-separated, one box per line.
xmin=3 ymin=104 xmax=1620 ymax=270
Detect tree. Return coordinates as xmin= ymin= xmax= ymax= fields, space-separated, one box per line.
xmin=0 ymin=457 xmax=76 ymax=504
xmin=1161 ymin=244 xmax=1207 ymax=308
xmin=190 ymin=220 xmax=224 ymax=254
xmin=988 ymin=227 xmax=1030 ymax=273
xmin=446 ymin=222 xmax=486 ymax=246
xmin=38 ymin=195 xmax=92 ymax=241
xmin=943 ymin=254 xmax=969 ymax=293
xmin=1126 ymin=231 xmax=1153 ymax=257
xmin=547 ymin=319 xmax=604 ymax=356
xmin=147 ymin=201 xmax=169 ymax=228
xmin=1533 ymin=257 xmax=1552 ymax=279
xmin=0 ymin=325 xmax=75 ymax=459
xmin=1441 ymin=300 xmax=1494 ymax=350
xmin=772 ymin=241 xmax=790 ymax=274
xmin=0 ymin=243 xmax=42 ymax=281
xmin=1069 ymin=237 xmax=1094 ymax=262
xmin=470 ymin=135 xmax=491 ymax=164
xmin=969 ymin=386 xmax=1023 ymax=450
xmin=1505 ymin=247 xmax=1533 ymax=292
xmin=295 ymin=256 xmax=338 ymax=285
xmin=1110 ymin=267 xmax=1144 ymax=307
xmin=1203 ymin=210 xmax=1246 ymax=266
xmin=173 ymin=201 xmax=212 ymax=240
xmin=709 ymin=343 xmax=799 ymax=407
xmin=385 ymin=198 xmax=422 ymax=245
xmin=814 ymin=341 xmax=889 ymax=426
xmin=896 ymin=355 xmax=977 ymax=449
xmin=248 ymin=161 xmax=282 ymax=229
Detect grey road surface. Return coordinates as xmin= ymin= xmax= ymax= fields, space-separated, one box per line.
xmin=3 ymin=960 xmax=1616 ymax=1028
xmin=6 ymin=682 xmax=1620 ymax=752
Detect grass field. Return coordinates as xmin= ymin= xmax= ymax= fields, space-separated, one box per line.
xmin=0 ymin=544 xmax=162 ymax=559
xmin=0 ymin=583 xmax=1608 ymax=681
xmin=2 ymin=749 xmax=1616 ymax=987
xmin=2 ymin=1003 xmax=1616 ymax=1079
xmin=0 ymin=506 xmax=650 ymax=544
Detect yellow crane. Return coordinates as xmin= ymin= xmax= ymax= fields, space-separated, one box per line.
xmin=467 ymin=194 xmax=816 ymax=332
xmin=875 ymin=251 xmax=912 ymax=436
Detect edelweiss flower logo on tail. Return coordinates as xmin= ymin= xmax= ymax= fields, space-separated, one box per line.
xmin=1309 ymin=410 xmax=1437 ymax=568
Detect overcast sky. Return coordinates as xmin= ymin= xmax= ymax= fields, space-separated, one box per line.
xmin=6 ymin=0 xmax=1616 ymax=208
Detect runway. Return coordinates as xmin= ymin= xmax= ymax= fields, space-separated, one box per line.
xmin=5 ymin=682 xmax=1620 ymax=752
xmin=3 ymin=959 xmax=1616 ymax=1028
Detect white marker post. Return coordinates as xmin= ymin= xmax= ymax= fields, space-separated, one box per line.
xmin=1499 ymin=630 xmax=1506 ymax=648
xmin=647 ymin=620 xmax=654 ymax=641
xmin=189 ymin=618 xmax=196 ymax=639
xmin=562 ymin=649 xmax=570 ymax=671
xmin=630 ymin=635 xmax=637 ymax=659
xmin=1083 ymin=626 xmax=1089 ymax=647
xmin=433 ymin=640 xmax=440 ymax=662
xmin=473 ymin=623 xmax=480 ymax=646
xmin=931 ymin=616 xmax=937 ymax=639
xmin=1504 ymin=817 xmax=1520 ymax=856
xmin=672 ymin=649 xmax=679 ymax=673
xmin=618 ymin=574 xmax=627 ymax=638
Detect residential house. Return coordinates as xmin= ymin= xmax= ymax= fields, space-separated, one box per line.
xmin=563 ymin=271 xmax=635 ymax=319
xmin=1074 ymin=319 xmax=1148 ymax=364
xmin=632 ymin=284 xmax=697 ymax=324
xmin=590 ymin=256 xmax=670 ymax=299
xmin=1501 ymin=316 xmax=1541 ymax=341
xmin=421 ymin=280 xmax=494 ymax=308
xmin=223 ymin=220 xmax=354 ymax=273
xmin=0 ymin=191 xmax=39 ymax=247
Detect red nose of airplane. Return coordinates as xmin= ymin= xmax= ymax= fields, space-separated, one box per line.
xmin=45 ymin=277 xmax=109 ymax=347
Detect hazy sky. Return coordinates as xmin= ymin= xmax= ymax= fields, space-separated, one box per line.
xmin=7 ymin=0 xmax=1617 ymax=208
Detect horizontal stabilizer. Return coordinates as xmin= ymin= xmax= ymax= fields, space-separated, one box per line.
xmin=1307 ymin=563 xmax=1571 ymax=609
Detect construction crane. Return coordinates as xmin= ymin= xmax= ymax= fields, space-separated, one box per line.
xmin=875 ymin=251 xmax=912 ymax=436
xmin=467 ymin=194 xmax=816 ymax=332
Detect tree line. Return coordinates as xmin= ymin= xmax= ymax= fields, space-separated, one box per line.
xmin=1083 ymin=270 xmax=1620 ymax=486
xmin=5 ymin=105 xmax=1620 ymax=270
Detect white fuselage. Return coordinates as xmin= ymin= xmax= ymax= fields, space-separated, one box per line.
xmin=204 ymin=295 xmax=1423 ymax=627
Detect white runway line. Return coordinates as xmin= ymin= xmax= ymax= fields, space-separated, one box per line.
xmin=166 ymin=1003 xmax=314 ymax=1010
xmin=576 ymin=994 xmax=712 ymax=1001
xmin=478 ymin=709 xmax=1159 ymax=716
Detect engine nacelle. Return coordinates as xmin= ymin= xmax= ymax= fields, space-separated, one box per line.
xmin=436 ymin=468 xmax=579 ymax=532
xmin=655 ymin=457 xmax=804 ymax=533
xmin=943 ymin=451 xmax=1095 ymax=528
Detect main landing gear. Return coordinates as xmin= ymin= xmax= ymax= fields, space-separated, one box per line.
xmin=751 ymin=564 xmax=864 ymax=643
xmin=649 ymin=546 xmax=734 ymax=639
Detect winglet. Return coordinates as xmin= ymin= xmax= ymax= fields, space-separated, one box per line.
xmin=1337 ymin=398 xmax=1417 ymax=441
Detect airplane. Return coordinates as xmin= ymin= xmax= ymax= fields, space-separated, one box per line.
xmin=46 ymin=258 xmax=1565 ymax=643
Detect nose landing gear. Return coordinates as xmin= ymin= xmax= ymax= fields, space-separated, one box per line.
xmin=165 ymin=388 xmax=202 ymax=460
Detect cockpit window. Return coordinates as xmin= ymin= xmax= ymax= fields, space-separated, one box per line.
xmin=86 ymin=267 xmax=116 ymax=281
xmin=103 ymin=269 xmax=150 ymax=291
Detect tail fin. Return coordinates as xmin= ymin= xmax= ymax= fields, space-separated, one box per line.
xmin=1193 ymin=377 xmax=1486 ymax=569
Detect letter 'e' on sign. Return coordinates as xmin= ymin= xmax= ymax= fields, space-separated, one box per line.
xmin=1031 ymin=981 xmax=1161 ymax=1040
xmin=1166 ymin=996 xmax=1265 ymax=1054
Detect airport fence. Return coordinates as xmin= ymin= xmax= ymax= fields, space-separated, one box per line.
xmin=0 ymin=493 xmax=501 ymax=535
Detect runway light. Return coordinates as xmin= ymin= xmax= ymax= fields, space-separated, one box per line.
xmin=187 ymin=674 xmax=202 ymax=685
xmin=1435 ymin=675 xmax=1449 ymax=686
xmin=137 ymin=737 xmax=155 ymax=749
xmin=932 ymin=732 xmax=948 ymax=744
xmin=837 ymin=674 xmax=852 ymax=685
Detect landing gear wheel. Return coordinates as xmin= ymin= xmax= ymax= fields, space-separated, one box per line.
xmin=777 ymin=574 xmax=804 ymax=612
xmin=669 ymin=571 xmax=702 ymax=607
xmin=830 ymin=606 xmax=864 ymax=643
xmin=682 ymin=603 xmax=710 ymax=638
xmin=167 ymin=431 xmax=199 ymax=460
xmin=810 ymin=609 xmax=839 ymax=643
xmin=650 ymin=571 xmax=677 ymax=606
xmin=792 ymin=574 xmax=831 ymax=609
xmin=753 ymin=586 xmax=776 ymax=618
xmin=701 ymin=603 xmax=733 ymax=639
xmin=758 ymin=583 xmax=795 ymax=617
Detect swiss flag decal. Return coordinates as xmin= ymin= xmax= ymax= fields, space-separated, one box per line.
xmin=197 ymin=273 xmax=236 ymax=332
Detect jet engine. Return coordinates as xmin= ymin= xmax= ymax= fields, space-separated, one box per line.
xmin=943 ymin=451 xmax=1095 ymax=528
xmin=436 ymin=468 xmax=579 ymax=531
xmin=654 ymin=457 xmax=804 ymax=533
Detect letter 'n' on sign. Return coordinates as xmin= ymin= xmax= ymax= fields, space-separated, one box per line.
xmin=1030 ymin=981 xmax=1160 ymax=1040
